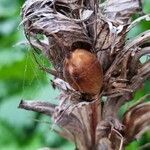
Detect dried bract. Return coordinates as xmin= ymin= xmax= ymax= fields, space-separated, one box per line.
xmin=19 ymin=0 xmax=150 ymax=149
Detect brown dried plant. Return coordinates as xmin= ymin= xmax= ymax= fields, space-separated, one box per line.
xmin=18 ymin=0 xmax=150 ymax=150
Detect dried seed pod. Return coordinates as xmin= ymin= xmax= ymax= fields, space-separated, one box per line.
xmin=63 ymin=49 xmax=103 ymax=96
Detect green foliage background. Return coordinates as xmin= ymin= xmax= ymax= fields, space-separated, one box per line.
xmin=0 ymin=0 xmax=149 ymax=150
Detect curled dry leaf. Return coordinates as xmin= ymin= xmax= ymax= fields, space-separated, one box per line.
xmin=123 ymin=99 xmax=150 ymax=144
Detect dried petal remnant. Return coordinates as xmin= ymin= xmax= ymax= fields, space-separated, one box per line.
xmin=63 ymin=49 xmax=103 ymax=95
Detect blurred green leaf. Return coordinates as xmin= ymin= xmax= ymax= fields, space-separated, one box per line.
xmin=125 ymin=141 xmax=139 ymax=150
xmin=0 ymin=18 xmax=18 ymax=35
xmin=0 ymin=49 xmax=25 ymax=67
xmin=143 ymin=0 xmax=150 ymax=13
xmin=0 ymin=95 xmax=34 ymax=129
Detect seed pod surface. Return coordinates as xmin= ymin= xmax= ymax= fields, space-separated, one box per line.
xmin=63 ymin=49 xmax=103 ymax=95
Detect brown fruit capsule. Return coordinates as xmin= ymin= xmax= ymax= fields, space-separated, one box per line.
xmin=63 ymin=49 xmax=103 ymax=95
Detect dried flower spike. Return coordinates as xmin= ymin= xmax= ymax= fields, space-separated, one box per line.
xmin=63 ymin=49 xmax=103 ymax=96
